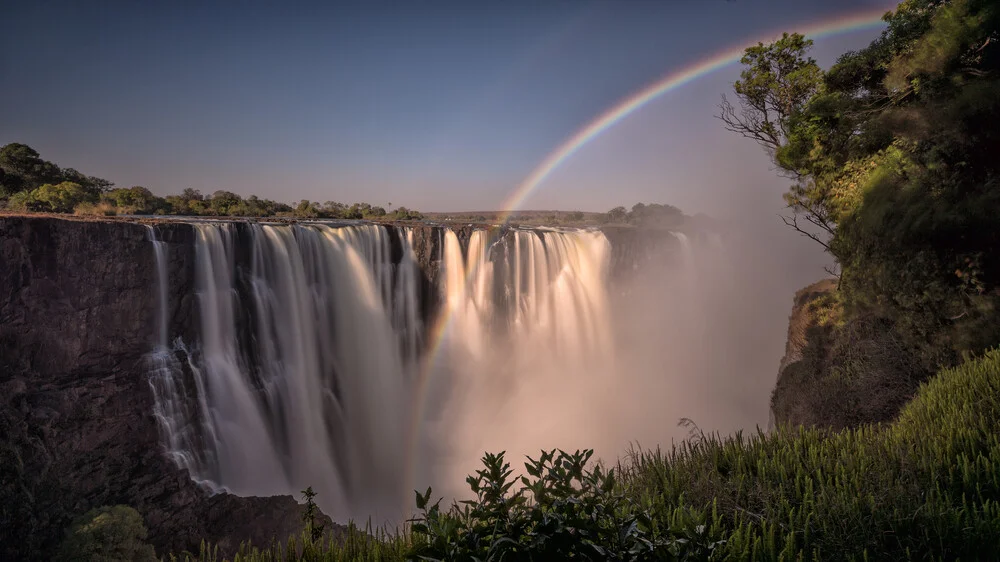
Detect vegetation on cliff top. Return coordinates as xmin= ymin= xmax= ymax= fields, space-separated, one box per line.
xmin=721 ymin=0 xmax=1000 ymax=372
xmin=0 ymin=144 xmax=688 ymax=227
xmin=716 ymin=0 xmax=999 ymax=428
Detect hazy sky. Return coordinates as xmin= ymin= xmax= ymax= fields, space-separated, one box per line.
xmin=2 ymin=0 xmax=894 ymax=214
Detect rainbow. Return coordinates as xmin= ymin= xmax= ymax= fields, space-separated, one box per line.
xmin=497 ymin=7 xmax=891 ymax=220
xmin=403 ymin=6 xmax=892 ymax=496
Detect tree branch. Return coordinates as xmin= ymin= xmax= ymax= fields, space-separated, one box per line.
xmin=716 ymin=94 xmax=782 ymax=153
xmin=780 ymin=212 xmax=831 ymax=252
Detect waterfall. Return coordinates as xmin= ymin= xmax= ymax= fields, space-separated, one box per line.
xmin=421 ymin=228 xmax=616 ymax=493
xmin=145 ymin=225 xmax=215 ymax=486
xmin=147 ymin=225 xmax=169 ymax=347
xmin=148 ymin=222 xmax=421 ymax=521
xmin=149 ymin=221 xmax=631 ymax=523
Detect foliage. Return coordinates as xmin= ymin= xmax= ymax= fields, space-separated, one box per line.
xmin=302 ymin=487 xmax=326 ymax=543
xmin=54 ymin=505 xmax=157 ymax=562
xmin=603 ymin=203 xmax=686 ymax=227
xmin=0 ymin=144 xmax=426 ymax=220
xmin=773 ymin=309 xmax=930 ymax=429
xmin=719 ymin=32 xmax=822 ymax=153
xmin=723 ymin=0 xmax=1000 ymax=365
xmin=171 ymin=524 xmax=407 ymax=562
xmin=408 ymin=449 xmax=718 ymax=561
xmin=622 ymin=348 xmax=1000 ymax=560
xmin=0 ymin=143 xmax=111 ymax=198
xmin=5 ymin=181 xmax=98 ymax=213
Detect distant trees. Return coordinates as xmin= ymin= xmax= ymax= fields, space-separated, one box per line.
xmin=604 ymin=203 xmax=685 ymax=227
xmin=606 ymin=206 xmax=628 ymax=223
xmin=0 ymin=142 xmax=425 ymax=221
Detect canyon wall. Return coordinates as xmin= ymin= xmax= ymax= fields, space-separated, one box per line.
xmin=0 ymin=215 xmax=682 ymax=559
xmin=0 ymin=217 xmax=325 ymax=560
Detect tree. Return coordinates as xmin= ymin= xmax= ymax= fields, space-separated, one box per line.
xmin=606 ymin=206 xmax=628 ymax=223
xmin=107 ymin=186 xmax=159 ymax=213
xmin=180 ymin=188 xmax=203 ymax=201
xmin=32 ymin=182 xmax=93 ymax=213
xmin=718 ymin=32 xmax=822 ymax=156
xmin=0 ymin=143 xmax=61 ymax=194
xmin=722 ymin=0 xmax=1000 ymax=365
xmin=54 ymin=505 xmax=157 ymax=562
xmin=208 ymin=190 xmax=243 ymax=215
xmin=61 ymin=168 xmax=113 ymax=197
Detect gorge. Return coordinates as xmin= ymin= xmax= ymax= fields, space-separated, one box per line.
xmin=1 ymin=213 xmax=807 ymax=559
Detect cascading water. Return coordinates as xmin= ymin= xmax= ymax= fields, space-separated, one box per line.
xmin=415 ymin=228 xmax=618 ymax=495
xmin=145 ymin=225 xmax=215 ymax=484
xmin=147 ymin=221 xmax=685 ymax=523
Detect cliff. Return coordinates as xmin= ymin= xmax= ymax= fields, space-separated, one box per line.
xmin=0 ymin=217 xmax=330 ymax=560
xmin=770 ymin=278 xmax=929 ymax=431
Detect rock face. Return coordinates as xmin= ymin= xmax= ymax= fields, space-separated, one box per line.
xmin=0 ymin=215 xmax=683 ymax=559
xmin=769 ymin=278 xmax=928 ymax=431
xmin=767 ymin=279 xmax=839 ymax=431
xmin=0 ymin=216 xmax=330 ymax=560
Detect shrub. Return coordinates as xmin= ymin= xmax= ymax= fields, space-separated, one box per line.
xmin=32 ymin=181 xmax=95 ymax=213
xmin=54 ymin=505 xmax=157 ymax=562
xmin=408 ymin=449 xmax=723 ymax=561
xmin=73 ymin=201 xmax=118 ymax=216
xmin=5 ymin=189 xmax=37 ymax=211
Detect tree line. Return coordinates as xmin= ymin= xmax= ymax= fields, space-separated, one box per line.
xmin=0 ymin=143 xmax=423 ymax=220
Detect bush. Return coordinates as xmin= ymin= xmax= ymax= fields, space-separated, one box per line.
xmin=32 ymin=182 xmax=95 ymax=213
xmin=55 ymin=505 xmax=157 ymax=562
xmin=409 ymin=449 xmax=719 ymax=561
xmin=5 ymin=189 xmax=36 ymax=211
xmin=73 ymin=201 xmax=118 ymax=216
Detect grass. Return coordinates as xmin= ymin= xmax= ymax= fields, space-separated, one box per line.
xmin=168 ymin=525 xmax=408 ymax=562
xmin=173 ymin=350 xmax=1000 ymax=561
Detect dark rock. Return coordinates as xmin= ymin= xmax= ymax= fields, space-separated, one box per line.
xmin=0 ymin=216 xmax=332 ymax=560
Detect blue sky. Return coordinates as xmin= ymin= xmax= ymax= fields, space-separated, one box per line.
xmin=2 ymin=0 xmax=894 ymax=214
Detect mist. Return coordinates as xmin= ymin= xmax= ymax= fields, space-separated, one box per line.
xmin=413 ymin=206 xmax=829 ymax=505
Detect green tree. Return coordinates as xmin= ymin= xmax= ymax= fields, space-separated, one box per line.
xmin=0 ymin=143 xmax=61 ymax=195
xmin=107 ymin=186 xmax=159 ymax=214
xmin=718 ymin=32 xmax=822 ymax=155
xmin=32 ymin=182 xmax=94 ymax=213
xmin=54 ymin=505 xmax=157 ymax=562
xmin=207 ymin=190 xmax=243 ymax=215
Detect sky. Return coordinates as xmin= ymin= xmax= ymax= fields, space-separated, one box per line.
xmin=1 ymin=0 xmax=896 ymax=215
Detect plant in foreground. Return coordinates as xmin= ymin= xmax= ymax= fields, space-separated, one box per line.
xmin=407 ymin=449 xmax=724 ymax=561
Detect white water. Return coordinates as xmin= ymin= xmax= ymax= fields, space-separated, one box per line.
xmin=148 ymin=222 xmax=688 ymax=523
xmin=418 ymin=228 xmax=617 ymax=496
xmin=144 ymin=225 xmax=215 ymax=484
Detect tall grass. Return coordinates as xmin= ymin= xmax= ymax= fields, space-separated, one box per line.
xmin=622 ymin=348 xmax=1000 ymax=560
xmin=170 ymin=524 xmax=408 ymax=562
